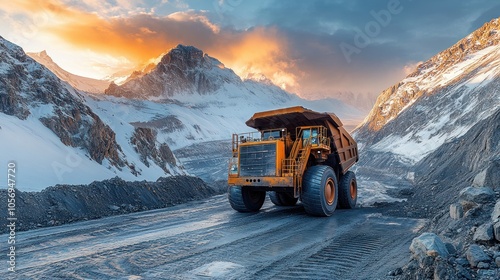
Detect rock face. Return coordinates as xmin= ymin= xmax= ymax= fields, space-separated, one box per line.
xmin=0 ymin=36 xmax=125 ymax=168
xmin=360 ymin=17 xmax=500 ymax=280
xmin=354 ymin=18 xmax=500 ymax=188
xmin=130 ymin=127 xmax=176 ymax=173
xmin=358 ymin=18 xmax=500 ymax=133
xmin=105 ymin=45 xmax=240 ymax=99
xmin=0 ymin=36 xmax=188 ymax=189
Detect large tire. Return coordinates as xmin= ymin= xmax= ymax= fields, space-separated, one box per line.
xmin=269 ymin=191 xmax=298 ymax=206
xmin=302 ymin=165 xmax=338 ymax=216
xmin=228 ymin=186 xmax=265 ymax=212
xmin=338 ymin=171 xmax=357 ymax=209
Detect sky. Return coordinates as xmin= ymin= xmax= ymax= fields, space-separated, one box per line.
xmin=0 ymin=0 xmax=499 ymax=101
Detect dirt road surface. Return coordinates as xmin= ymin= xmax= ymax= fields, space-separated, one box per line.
xmin=1 ymin=195 xmax=425 ymax=279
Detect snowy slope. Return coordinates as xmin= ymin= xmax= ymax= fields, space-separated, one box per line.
xmin=27 ymin=51 xmax=110 ymax=93
xmin=0 ymin=37 xmax=185 ymax=191
xmin=355 ymin=18 xmax=500 ymax=165
xmin=88 ymin=82 xmax=361 ymax=151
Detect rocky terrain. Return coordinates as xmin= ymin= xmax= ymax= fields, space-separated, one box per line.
xmin=0 ymin=36 xmax=126 ymax=168
xmin=0 ymin=176 xmax=225 ymax=233
xmin=352 ymin=18 xmax=500 ymax=280
xmin=0 ymin=36 xmax=187 ymax=190
xmin=380 ymin=107 xmax=500 ymax=279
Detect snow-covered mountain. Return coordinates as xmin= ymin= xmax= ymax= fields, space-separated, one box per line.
xmin=354 ymin=17 xmax=500 ymax=185
xmin=95 ymin=44 xmax=364 ymax=151
xmin=0 ymin=37 xmax=185 ymax=191
xmin=27 ymin=50 xmax=110 ymax=93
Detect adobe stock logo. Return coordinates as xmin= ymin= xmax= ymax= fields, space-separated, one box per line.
xmin=340 ymin=0 xmax=405 ymax=63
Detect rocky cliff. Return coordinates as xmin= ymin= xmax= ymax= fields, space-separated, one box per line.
xmin=0 ymin=36 xmax=125 ymax=168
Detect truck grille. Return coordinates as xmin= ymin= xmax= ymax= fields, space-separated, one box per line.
xmin=239 ymin=143 xmax=276 ymax=176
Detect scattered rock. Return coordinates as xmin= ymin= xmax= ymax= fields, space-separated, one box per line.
xmin=0 ymin=176 xmax=218 ymax=233
xmin=456 ymin=265 xmax=472 ymax=280
xmin=108 ymin=205 xmax=120 ymax=211
xmin=388 ymin=267 xmax=403 ymax=276
xmin=473 ymin=223 xmax=494 ymax=244
xmin=459 ymin=187 xmax=495 ymax=204
xmin=491 ymin=200 xmax=500 ymax=221
xmin=450 ymin=203 xmax=464 ymax=219
xmin=466 ymin=245 xmax=491 ymax=268
xmin=410 ymin=233 xmax=449 ymax=264
xmin=493 ymin=221 xmax=500 ymax=242
xmin=456 ymin=257 xmax=469 ymax=267
xmin=496 ymin=257 xmax=500 ymax=267
xmin=472 ymin=169 xmax=488 ymax=187
xmin=434 ymin=257 xmax=458 ymax=280
xmin=477 ymin=269 xmax=500 ymax=279
xmin=445 ymin=243 xmax=457 ymax=255
xmin=477 ymin=261 xmax=489 ymax=269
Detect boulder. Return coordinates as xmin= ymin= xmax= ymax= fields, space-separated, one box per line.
xmin=472 ymin=169 xmax=487 ymax=187
xmin=494 ymin=221 xmax=500 ymax=242
xmin=491 ymin=200 xmax=500 ymax=222
xmin=473 ymin=223 xmax=494 ymax=244
xmin=410 ymin=233 xmax=449 ymax=264
xmin=450 ymin=203 xmax=464 ymax=219
xmin=466 ymin=245 xmax=490 ymax=268
xmin=459 ymin=187 xmax=494 ymax=204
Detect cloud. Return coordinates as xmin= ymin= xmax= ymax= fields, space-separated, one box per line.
xmin=3 ymin=0 xmax=500 ymax=100
xmin=3 ymin=0 xmax=300 ymax=90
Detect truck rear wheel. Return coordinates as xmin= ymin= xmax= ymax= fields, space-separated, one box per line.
xmin=338 ymin=171 xmax=357 ymax=209
xmin=228 ymin=186 xmax=265 ymax=212
xmin=269 ymin=192 xmax=298 ymax=206
xmin=302 ymin=165 xmax=338 ymax=216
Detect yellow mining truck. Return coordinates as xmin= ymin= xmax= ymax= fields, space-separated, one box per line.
xmin=227 ymin=106 xmax=359 ymax=216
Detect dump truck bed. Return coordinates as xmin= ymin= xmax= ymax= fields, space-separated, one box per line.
xmin=246 ymin=106 xmax=358 ymax=174
xmin=246 ymin=106 xmax=343 ymax=131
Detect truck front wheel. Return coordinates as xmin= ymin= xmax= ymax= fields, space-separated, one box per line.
xmin=302 ymin=165 xmax=338 ymax=216
xmin=228 ymin=186 xmax=265 ymax=212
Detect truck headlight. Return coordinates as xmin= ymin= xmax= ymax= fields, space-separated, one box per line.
xmin=230 ymin=164 xmax=238 ymax=174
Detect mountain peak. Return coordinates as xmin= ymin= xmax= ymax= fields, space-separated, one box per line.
xmin=105 ymin=44 xmax=237 ymax=99
xmin=358 ymin=16 xmax=500 ymax=132
xmin=412 ymin=17 xmax=500 ymax=76
xmin=29 ymin=50 xmax=53 ymax=62
xmin=158 ymin=44 xmax=224 ymax=71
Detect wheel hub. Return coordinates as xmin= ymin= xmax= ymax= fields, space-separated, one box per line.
xmin=325 ymin=178 xmax=335 ymax=205
xmin=350 ymin=181 xmax=357 ymax=200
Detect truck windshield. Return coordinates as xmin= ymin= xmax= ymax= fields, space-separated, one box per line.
xmin=302 ymin=128 xmax=319 ymax=144
xmin=262 ymin=130 xmax=282 ymax=140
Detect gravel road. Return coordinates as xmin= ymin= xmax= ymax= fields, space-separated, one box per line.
xmin=1 ymin=195 xmax=425 ymax=280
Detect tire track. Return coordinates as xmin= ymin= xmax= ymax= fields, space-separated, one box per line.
xmin=0 ymin=196 xmax=425 ymax=280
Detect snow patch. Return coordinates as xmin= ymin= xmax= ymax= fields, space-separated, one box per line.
xmin=189 ymin=261 xmax=244 ymax=278
xmin=357 ymin=178 xmax=406 ymax=206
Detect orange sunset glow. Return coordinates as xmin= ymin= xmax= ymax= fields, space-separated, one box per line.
xmin=2 ymin=0 xmax=299 ymax=91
